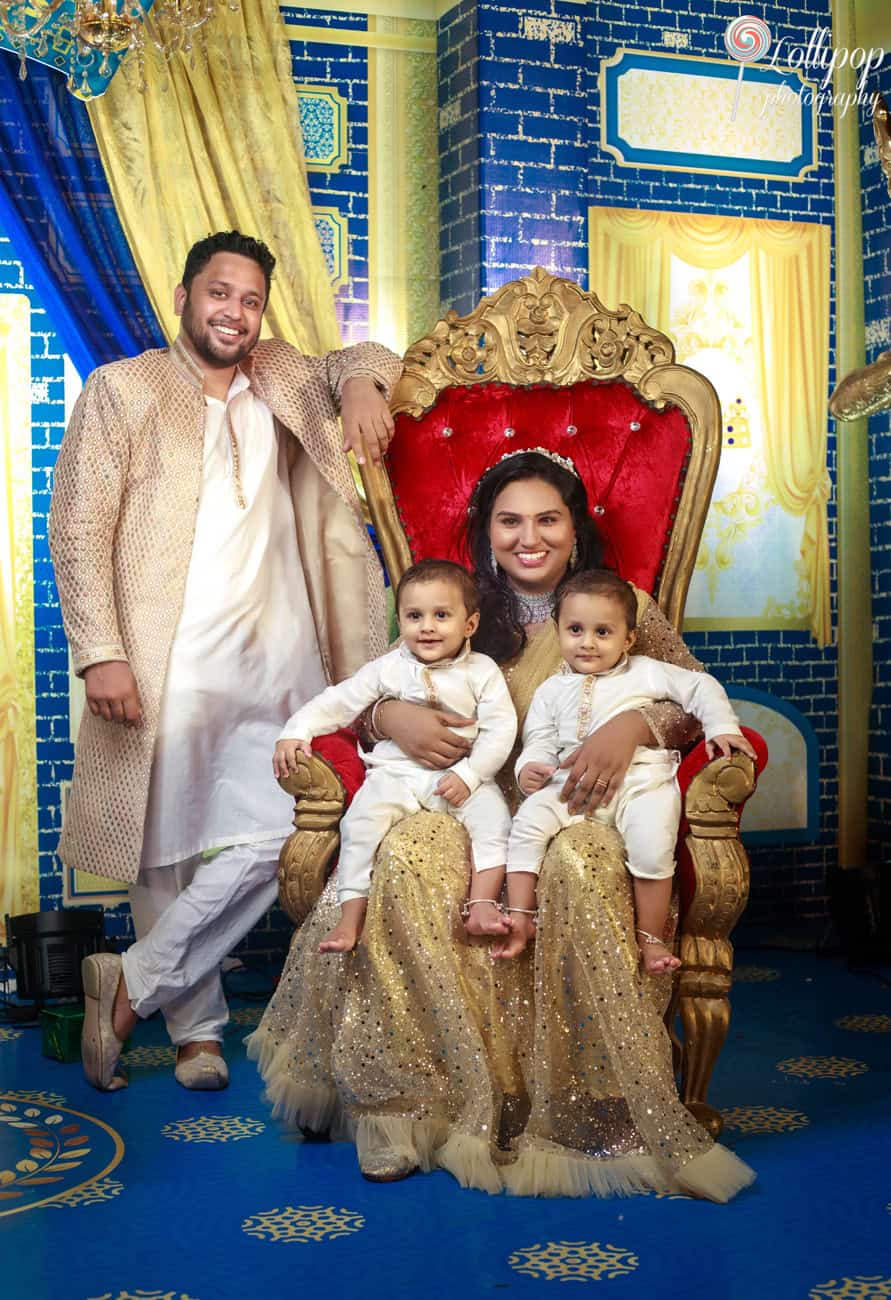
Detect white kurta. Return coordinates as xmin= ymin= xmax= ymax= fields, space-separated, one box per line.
xmin=508 ymin=654 xmax=743 ymax=880
xmin=141 ymin=370 xmax=327 ymax=869
xmin=279 ymin=643 xmax=519 ymax=900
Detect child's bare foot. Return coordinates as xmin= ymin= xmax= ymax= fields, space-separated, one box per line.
xmin=462 ymin=900 xmax=510 ymax=937
xmin=491 ymin=914 xmax=536 ymax=960
xmin=637 ymin=931 xmax=681 ymax=975
xmin=319 ymin=921 xmax=362 ymax=953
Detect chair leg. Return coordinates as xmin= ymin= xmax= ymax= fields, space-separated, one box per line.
xmin=679 ymin=755 xmax=755 ymax=1137
xmin=677 ymin=933 xmax=734 ymax=1137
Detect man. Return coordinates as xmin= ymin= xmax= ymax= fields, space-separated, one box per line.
xmin=50 ymin=231 xmax=402 ymax=1092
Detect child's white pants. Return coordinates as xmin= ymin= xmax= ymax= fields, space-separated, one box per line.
xmin=338 ymin=767 xmax=511 ymax=902
xmin=122 ymin=837 xmax=283 ymax=1045
xmin=508 ymin=753 xmax=681 ymax=880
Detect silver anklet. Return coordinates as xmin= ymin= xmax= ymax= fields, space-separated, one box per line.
xmin=461 ymin=899 xmax=505 ymax=918
xmin=636 ymin=928 xmax=666 ymax=945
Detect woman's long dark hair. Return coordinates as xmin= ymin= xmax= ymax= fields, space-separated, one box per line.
xmin=461 ymin=452 xmax=607 ymax=663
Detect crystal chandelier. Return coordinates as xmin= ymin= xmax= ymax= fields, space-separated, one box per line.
xmin=0 ymin=0 xmax=237 ymax=97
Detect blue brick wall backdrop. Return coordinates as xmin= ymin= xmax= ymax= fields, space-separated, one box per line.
xmin=0 ymin=231 xmax=73 ymax=925
xmin=282 ymin=6 xmax=370 ymax=344
xmin=438 ymin=0 xmax=482 ymax=316
xmin=435 ymin=0 xmax=842 ymax=937
xmin=862 ymin=73 xmax=891 ymax=863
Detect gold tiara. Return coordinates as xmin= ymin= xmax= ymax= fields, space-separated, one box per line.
xmin=482 ymin=447 xmax=580 ymax=479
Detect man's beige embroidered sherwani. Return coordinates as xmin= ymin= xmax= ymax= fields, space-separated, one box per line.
xmin=50 ymin=336 xmax=402 ymax=884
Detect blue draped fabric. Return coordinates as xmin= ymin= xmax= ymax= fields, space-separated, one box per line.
xmin=0 ymin=52 xmax=165 ymax=377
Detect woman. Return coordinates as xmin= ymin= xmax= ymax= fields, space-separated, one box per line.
xmin=249 ymin=451 xmax=754 ymax=1201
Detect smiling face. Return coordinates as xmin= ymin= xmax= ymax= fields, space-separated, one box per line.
xmin=174 ymin=251 xmax=266 ymax=371
xmin=397 ymin=578 xmax=480 ymax=664
xmin=557 ymin=591 xmax=636 ymax=674
xmin=488 ymin=477 xmax=576 ymax=595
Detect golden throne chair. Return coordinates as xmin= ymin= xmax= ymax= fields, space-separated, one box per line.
xmin=279 ymin=268 xmax=767 ymax=1136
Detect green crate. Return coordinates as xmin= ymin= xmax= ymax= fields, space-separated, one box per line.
xmin=40 ymin=1005 xmax=84 ymax=1063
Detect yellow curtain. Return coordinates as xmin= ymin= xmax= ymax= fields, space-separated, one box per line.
xmin=587 ymin=206 xmax=832 ymax=645
xmin=588 ymin=206 xmax=669 ymax=326
xmin=750 ymin=222 xmax=832 ymax=646
xmin=88 ymin=0 xmax=340 ymax=354
xmin=0 ymin=295 xmax=39 ymax=934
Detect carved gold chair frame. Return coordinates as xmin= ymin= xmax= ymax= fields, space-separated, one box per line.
xmin=279 ymin=269 xmax=757 ymax=1137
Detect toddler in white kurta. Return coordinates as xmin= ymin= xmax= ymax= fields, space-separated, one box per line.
xmin=495 ymin=570 xmax=755 ymax=973
xmin=274 ymin=560 xmax=517 ymax=952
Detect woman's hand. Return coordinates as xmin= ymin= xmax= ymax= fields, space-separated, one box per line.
xmin=377 ymin=699 xmax=474 ymax=769
xmin=559 ymin=710 xmax=652 ymax=814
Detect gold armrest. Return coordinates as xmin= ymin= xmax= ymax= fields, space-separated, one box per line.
xmin=277 ymin=751 xmax=347 ymax=926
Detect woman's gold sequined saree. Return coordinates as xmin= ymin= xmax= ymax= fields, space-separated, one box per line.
xmin=248 ymin=601 xmax=754 ymax=1202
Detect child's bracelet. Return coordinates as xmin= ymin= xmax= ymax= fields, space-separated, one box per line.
xmin=368 ymin=695 xmax=396 ymax=742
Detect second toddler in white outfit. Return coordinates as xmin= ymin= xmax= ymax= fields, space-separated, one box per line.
xmin=274 ymin=559 xmax=517 ymax=952
xmin=496 ymin=569 xmax=756 ymax=972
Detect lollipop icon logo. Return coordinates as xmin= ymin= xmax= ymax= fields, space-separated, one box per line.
xmin=724 ymin=15 xmax=772 ymax=121
xmin=722 ymin=13 xmax=885 ymax=121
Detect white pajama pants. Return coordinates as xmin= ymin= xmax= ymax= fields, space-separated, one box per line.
xmin=508 ymin=752 xmax=681 ymax=880
xmin=121 ymin=837 xmax=284 ymax=1045
xmin=338 ymin=767 xmax=512 ymax=902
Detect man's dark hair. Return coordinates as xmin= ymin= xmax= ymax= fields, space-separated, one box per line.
xmin=181 ymin=231 xmax=276 ymax=300
xmin=395 ymin=559 xmax=479 ymax=616
xmin=554 ymin=568 xmax=637 ymax=630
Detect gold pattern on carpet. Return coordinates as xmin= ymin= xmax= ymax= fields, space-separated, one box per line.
xmin=808 ymin=1279 xmax=891 ymax=1299
xmin=228 ymin=1007 xmax=264 ymax=1027
xmin=122 ymin=1046 xmax=177 ymax=1068
xmin=241 ymin=1205 xmax=365 ymax=1243
xmin=776 ymin=1056 xmax=869 ymax=1079
xmin=508 ymin=1242 xmax=639 ymax=1282
xmin=833 ymin=1014 xmax=891 ymax=1033
xmin=0 ymin=1097 xmax=124 ymax=1216
xmin=161 ymin=1116 xmax=266 ymax=1143
xmin=44 ymin=1177 xmax=125 ymax=1208
xmin=721 ymin=1106 xmax=810 ymax=1134
xmin=86 ymin=1291 xmax=200 ymax=1300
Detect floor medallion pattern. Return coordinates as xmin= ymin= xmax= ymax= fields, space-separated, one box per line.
xmin=809 ymin=1277 xmax=891 ymax=1299
xmin=776 ymin=1056 xmax=869 ymax=1080
xmin=161 ymin=1115 xmax=266 ymax=1143
xmin=0 ymin=1095 xmax=124 ymax=1217
xmin=833 ymin=1014 xmax=891 ymax=1034
xmin=241 ymin=1204 xmax=365 ymax=1243
xmin=508 ymin=1241 xmax=639 ymax=1282
xmin=721 ymin=1106 xmax=810 ymax=1134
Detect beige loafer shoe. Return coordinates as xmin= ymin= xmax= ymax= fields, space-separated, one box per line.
xmin=174 ymin=1051 xmax=229 ymax=1091
xmin=81 ymin=953 xmax=127 ymax=1091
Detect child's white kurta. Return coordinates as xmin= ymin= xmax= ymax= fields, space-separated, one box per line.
xmin=508 ymin=654 xmax=742 ymax=880
xmin=279 ymin=643 xmax=518 ymax=901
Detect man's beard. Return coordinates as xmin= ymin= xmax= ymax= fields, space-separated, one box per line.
xmin=180 ymin=298 xmax=258 ymax=368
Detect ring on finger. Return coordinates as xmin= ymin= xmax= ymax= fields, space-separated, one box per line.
xmin=593 ymin=777 xmax=609 ymax=790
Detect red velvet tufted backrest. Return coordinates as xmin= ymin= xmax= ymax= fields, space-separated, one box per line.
xmin=386 ymin=379 xmax=694 ymax=600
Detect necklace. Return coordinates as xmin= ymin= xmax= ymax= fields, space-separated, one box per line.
xmin=516 ymin=589 xmax=556 ymax=626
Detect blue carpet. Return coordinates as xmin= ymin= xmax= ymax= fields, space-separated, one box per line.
xmin=2 ymin=951 xmax=890 ymax=1300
